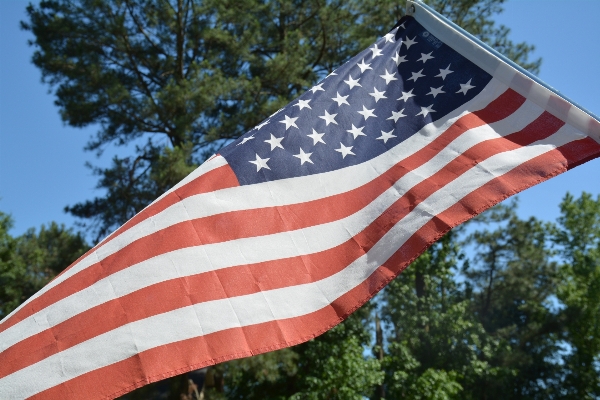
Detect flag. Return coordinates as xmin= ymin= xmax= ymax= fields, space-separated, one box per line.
xmin=2 ymin=1 xmax=600 ymax=398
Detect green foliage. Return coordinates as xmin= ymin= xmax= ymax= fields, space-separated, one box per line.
xmin=65 ymin=142 xmax=197 ymax=234
xmin=0 ymin=212 xmax=89 ymax=319
xmin=288 ymin=310 xmax=384 ymax=400
xmin=23 ymin=0 xmax=361 ymax=240
xmin=290 ymin=335 xmax=383 ymax=400
xmin=555 ymin=193 xmax=600 ymax=398
xmin=372 ymin=198 xmax=599 ymax=400
xmin=209 ymin=348 xmax=299 ymax=399
xmin=381 ymin=231 xmax=507 ymax=399
xmin=462 ymin=203 xmax=563 ymax=398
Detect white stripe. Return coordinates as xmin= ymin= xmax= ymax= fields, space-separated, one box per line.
xmin=0 ymin=100 xmax=546 ymax=353
xmin=0 ymin=124 xmax=585 ymax=399
xmin=18 ymin=78 xmax=509 ymax=302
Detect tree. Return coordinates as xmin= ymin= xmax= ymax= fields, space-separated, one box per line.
xmin=0 ymin=211 xmax=89 ymax=319
xmin=463 ymin=203 xmax=563 ymax=398
xmin=379 ymin=230 xmax=502 ymax=399
xmin=554 ymin=193 xmax=600 ymax=398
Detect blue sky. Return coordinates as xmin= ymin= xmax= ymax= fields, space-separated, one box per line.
xmin=1 ymin=0 xmax=599 ymax=238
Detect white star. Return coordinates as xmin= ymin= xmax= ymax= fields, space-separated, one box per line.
xmin=307 ymin=129 xmax=326 ymax=145
xmin=357 ymin=59 xmax=372 ymax=73
xmin=427 ymin=85 xmax=445 ymax=98
xmin=332 ymin=92 xmax=350 ymax=106
xmin=347 ymin=124 xmax=366 ymax=139
xmin=279 ymin=115 xmax=299 ymax=130
xmin=387 ymin=109 xmax=407 ymax=122
xmin=377 ymin=130 xmax=397 ymax=143
xmin=407 ymin=69 xmax=425 ymax=82
xmin=416 ymin=104 xmax=436 ymax=117
xmin=392 ymin=52 xmax=408 ymax=65
xmin=398 ymin=22 xmax=406 ymax=29
xmin=417 ymin=52 xmax=434 ymax=63
xmin=335 ymin=143 xmax=355 ymax=158
xmin=237 ymin=135 xmax=255 ymax=146
xmin=293 ymin=148 xmax=314 ymax=165
xmin=398 ymin=89 xmax=416 ymax=102
xmin=294 ymin=99 xmax=312 ymax=110
xmin=403 ymin=36 xmax=417 ymax=49
xmin=319 ymin=110 xmax=338 ymax=126
xmin=344 ymin=75 xmax=362 ymax=89
xmin=357 ymin=105 xmax=377 ymax=120
xmin=457 ymin=79 xmax=476 ymax=95
xmin=380 ymin=69 xmax=398 ymax=85
xmin=369 ymin=88 xmax=387 ymax=103
xmin=436 ymin=64 xmax=453 ymax=80
xmin=310 ymin=83 xmax=325 ymax=93
xmin=264 ymin=134 xmax=284 ymax=151
xmin=249 ymin=154 xmax=270 ymax=171
xmin=384 ymin=32 xmax=395 ymax=43
xmin=370 ymin=44 xmax=383 ymax=58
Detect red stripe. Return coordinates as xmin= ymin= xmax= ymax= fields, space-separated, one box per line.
xmin=30 ymin=138 xmax=600 ymax=400
xmin=2 ymin=106 xmax=565 ymax=380
xmin=0 ymin=89 xmax=524 ymax=336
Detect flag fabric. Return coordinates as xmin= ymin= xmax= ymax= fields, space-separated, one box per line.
xmin=2 ymin=2 xmax=600 ymax=398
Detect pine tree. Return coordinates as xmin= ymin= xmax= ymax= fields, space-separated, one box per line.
xmin=463 ymin=203 xmax=563 ymax=398
xmin=380 ymin=230 xmax=498 ymax=399
xmin=554 ymin=193 xmax=600 ymax=398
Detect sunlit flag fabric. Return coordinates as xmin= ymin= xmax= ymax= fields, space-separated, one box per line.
xmin=2 ymin=1 xmax=600 ymax=399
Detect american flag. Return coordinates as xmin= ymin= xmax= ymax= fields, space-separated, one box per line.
xmin=2 ymin=7 xmax=600 ymax=399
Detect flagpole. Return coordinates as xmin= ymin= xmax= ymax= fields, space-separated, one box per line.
xmin=405 ymin=0 xmax=600 ymax=126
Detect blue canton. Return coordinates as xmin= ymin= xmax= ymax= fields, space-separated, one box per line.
xmin=219 ymin=16 xmax=492 ymax=185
